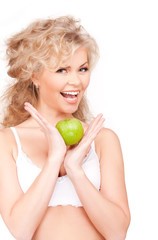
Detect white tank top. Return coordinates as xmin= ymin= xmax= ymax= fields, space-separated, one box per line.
xmin=10 ymin=127 xmax=101 ymax=207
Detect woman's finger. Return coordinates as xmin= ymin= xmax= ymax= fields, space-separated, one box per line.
xmin=77 ymin=115 xmax=105 ymax=150
xmin=84 ymin=113 xmax=104 ymax=136
xmin=92 ymin=117 xmax=105 ymax=136
xmin=24 ymin=102 xmax=50 ymax=130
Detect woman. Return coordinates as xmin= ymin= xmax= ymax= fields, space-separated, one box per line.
xmin=0 ymin=16 xmax=130 ymax=240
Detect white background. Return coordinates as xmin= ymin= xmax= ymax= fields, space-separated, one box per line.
xmin=0 ymin=0 xmax=158 ymax=239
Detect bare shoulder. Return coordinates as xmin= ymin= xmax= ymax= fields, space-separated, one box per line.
xmin=0 ymin=128 xmax=15 ymax=163
xmin=96 ymin=127 xmax=120 ymax=142
xmin=0 ymin=127 xmax=12 ymax=146
xmin=0 ymin=127 xmax=12 ymax=135
xmin=0 ymin=126 xmax=14 ymax=140
xmin=95 ymin=127 xmax=123 ymax=164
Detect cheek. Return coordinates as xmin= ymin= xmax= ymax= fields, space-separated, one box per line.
xmin=82 ymin=75 xmax=90 ymax=89
xmin=41 ymin=78 xmax=63 ymax=92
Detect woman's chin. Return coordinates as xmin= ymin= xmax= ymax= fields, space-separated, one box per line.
xmin=61 ymin=103 xmax=79 ymax=114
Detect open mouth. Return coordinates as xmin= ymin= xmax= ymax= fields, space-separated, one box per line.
xmin=60 ymin=91 xmax=80 ymax=103
xmin=60 ymin=91 xmax=79 ymax=99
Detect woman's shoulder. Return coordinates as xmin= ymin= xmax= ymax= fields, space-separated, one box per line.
xmin=95 ymin=127 xmax=121 ymax=160
xmin=0 ymin=127 xmax=16 ymax=165
xmin=0 ymin=127 xmax=17 ymax=150
xmin=0 ymin=127 xmax=13 ymax=141
xmin=97 ymin=127 xmax=120 ymax=141
xmin=80 ymin=120 xmax=120 ymax=156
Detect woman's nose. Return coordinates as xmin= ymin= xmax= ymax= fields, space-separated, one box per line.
xmin=67 ymin=72 xmax=80 ymax=85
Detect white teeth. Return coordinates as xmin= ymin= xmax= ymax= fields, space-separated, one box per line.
xmin=61 ymin=91 xmax=79 ymax=95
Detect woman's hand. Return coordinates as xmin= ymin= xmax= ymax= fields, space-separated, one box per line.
xmin=64 ymin=113 xmax=105 ymax=176
xmin=24 ymin=102 xmax=66 ymax=162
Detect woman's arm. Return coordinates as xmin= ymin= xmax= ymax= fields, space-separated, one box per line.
xmin=66 ymin=128 xmax=131 ymax=240
xmin=0 ymin=130 xmax=63 ymax=240
xmin=0 ymin=104 xmax=66 ymax=240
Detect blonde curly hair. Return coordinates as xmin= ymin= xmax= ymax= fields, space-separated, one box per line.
xmin=1 ymin=15 xmax=99 ymax=128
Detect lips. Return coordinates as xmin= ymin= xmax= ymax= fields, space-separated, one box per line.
xmin=60 ymin=90 xmax=80 ymax=96
xmin=60 ymin=90 xmax=80 ymax=104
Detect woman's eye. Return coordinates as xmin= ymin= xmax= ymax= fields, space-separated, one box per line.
xmin=56 ymin=68 xmax=67 ymax=73
xmin=79 ymin=67 xmax=89 ymax=72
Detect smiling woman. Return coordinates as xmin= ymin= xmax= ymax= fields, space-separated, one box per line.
xmin=1 ymin=16 xmax=99 ymax=127
xmin=59 ymin=60 xmax=89 ymax=104
xmin=31 ymin=46 xmax=90 ymax=115
xmin=0 ymin=15 xmax=130 ymax=240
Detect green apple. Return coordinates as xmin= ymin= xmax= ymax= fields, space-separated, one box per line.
xmin=56 ymin=118 xmax=84 ymax=146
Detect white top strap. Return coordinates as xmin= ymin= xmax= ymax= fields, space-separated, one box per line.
xmin=10 ymin=127 xmax=22 ymax=153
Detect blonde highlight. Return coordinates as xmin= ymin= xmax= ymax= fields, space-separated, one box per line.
xmin=1 ymin=16 xmax=99 ymax=128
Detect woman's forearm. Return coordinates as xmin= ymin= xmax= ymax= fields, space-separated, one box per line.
xmin=9 ymin=158 xmax=61 ymax=240
xmin=69 ymin=169 xmax=130 ymax=240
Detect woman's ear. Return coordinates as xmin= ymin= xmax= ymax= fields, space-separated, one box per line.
xmin=31 ymin=74 xmax=40 ymax=89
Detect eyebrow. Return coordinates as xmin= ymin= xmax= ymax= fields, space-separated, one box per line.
xmin=61 ymin=61 xmax=88 ymax=69
xmin=80 ymin=61 xmax=88 ymax=67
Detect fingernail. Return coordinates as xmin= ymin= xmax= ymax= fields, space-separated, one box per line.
xmin=24 ymin=102 xmax=30 ymax=106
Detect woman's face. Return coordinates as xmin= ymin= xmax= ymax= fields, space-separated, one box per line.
xmin=34 ymin=46 xmax=90 ymax=116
